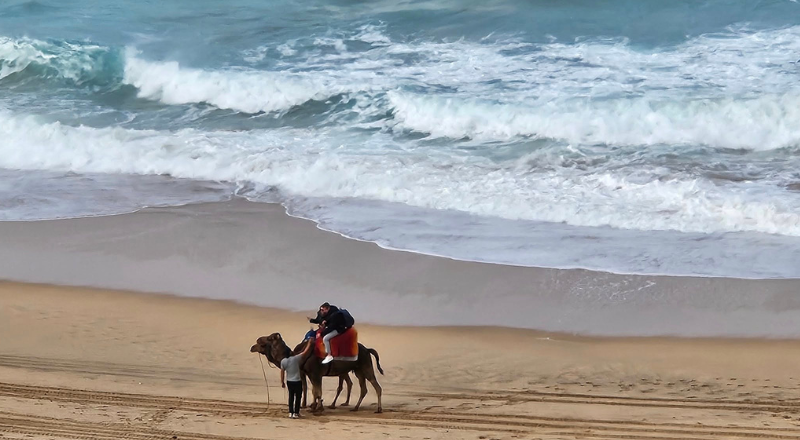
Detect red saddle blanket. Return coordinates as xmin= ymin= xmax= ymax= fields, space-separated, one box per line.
xmin=315 ymin=327 xmax=358 ymax=361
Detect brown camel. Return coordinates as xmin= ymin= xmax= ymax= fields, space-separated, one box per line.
xmin=250 ymin=333 xmax=384 ymax=413
xmin=291 ymin=339 xmax=353 ymax=409
xmin=253 ymin=336 xmax=353 ymax=409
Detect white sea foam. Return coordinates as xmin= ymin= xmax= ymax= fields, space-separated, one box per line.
xmin=234 ymin=24 xmax=800 ymax=149
xmin=387 ymin=91 xmax=800 ymax=150
xmin=14 ymin=21 xmax=789 ymax=140
xmin=7 ymin=30 xmax=800 ymax=151
xmin=0 ymin=37 xmax=109 ymax=82
xmin=122 ymin=48 xmax=352 ymax=114
xmin=1 ymin=111 xmax=799 ymax=239
xmin=284 ymin=23 xmax=800 ymax=100
xmin=0 ymin=37 xmax=38 ymax=79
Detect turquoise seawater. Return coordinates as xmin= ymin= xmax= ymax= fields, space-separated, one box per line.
xmin=2 ymin=0 xmax=800 ymax=278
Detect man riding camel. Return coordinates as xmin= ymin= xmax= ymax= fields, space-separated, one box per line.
xmin=309 ymin=302 xmax=354 ymax=364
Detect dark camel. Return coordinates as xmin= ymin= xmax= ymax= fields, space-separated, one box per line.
xmin=254 ymin=337 xmax=353 ymax=409
xmin=293 ymin=340 xmax=353 ymax=409
xmin=250 ymin=333 xmax=384 ymax=413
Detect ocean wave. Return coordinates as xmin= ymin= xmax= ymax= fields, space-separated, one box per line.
xmin=0 ymin=36 xmax=363 ymax=115
xmin=0 ymin=36 xmax=120 ymax=86
xmin=387 ymin=91 xmax=800 ymax=150
xmin=122 ymin=48 xmax=355 ymax=114
xmin=5 ymin=22 xmax=800 ymax=123
xmin=269 ymin=23 xmax=800 ymax=98
xmin=1 ymin=110 xmax=799 ymax=238
xmin=253 ymin=24 xmax=800 ymax=148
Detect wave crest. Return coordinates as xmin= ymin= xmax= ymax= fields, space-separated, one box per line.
xmin=0 ymin=37 xmax=119 ymax=85
xmin=122 ymin=48 xmax=353 ymax=114
xmin=1 ymin=111 xmax=799 ymax=238
xmin=388 ymin=91 xmax=800 ymax=151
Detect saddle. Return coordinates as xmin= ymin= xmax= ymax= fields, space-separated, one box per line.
xmin=314 ymin=327 xmax=358 ymax=361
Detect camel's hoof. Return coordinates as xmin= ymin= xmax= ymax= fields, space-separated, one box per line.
xmin=350 ymin=407 xmax=360 ymax=412
xmin=340 ymin=403 xmax=350 ymax=407
xmin=375 ymin=408 xmax=383 ymax=414
xmin=328 ymin=405 xmax=336 ymax=409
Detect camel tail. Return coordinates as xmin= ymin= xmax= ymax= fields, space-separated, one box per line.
xmin=368 ymin=348 xmax=384 ymax=375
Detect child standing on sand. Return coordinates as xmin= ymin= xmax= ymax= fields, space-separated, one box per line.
xmin=281 ymin=338 xmax=313 ymax=419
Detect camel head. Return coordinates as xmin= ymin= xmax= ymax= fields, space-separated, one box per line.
xmin=250 ymin=333 xmax=291 ymax=367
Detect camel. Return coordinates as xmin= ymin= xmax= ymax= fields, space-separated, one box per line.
xmin=293 ymin=339 xmax=354 ymax=409
xmin=253 ymin=336 xmax=353 ymax=409
xmin=250 ymin=333 xmax=383 ymax=413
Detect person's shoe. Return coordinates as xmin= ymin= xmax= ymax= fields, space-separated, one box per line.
xmin=295 ymin=413 xmax=302 ymax=418
xmin=322 ymin=355 xmax=334 ymax=364
xmin=288 ymin=413 xmax=295 ymax=418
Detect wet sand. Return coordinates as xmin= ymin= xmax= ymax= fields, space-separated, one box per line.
xmin=2 ymin=200 xmax=800 ymax=439
xmin=0 ymin=199 xmax=798 ymax=337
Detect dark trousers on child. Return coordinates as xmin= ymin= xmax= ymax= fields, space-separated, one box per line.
xmin=287 ymin=381 xmax=303 ymax=414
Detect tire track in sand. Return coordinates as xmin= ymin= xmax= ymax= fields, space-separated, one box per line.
xmin=2 ymin=382 xmax=800 ymax=440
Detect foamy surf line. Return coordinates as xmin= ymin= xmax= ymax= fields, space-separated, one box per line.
xmin=0 ymin=199 xmax=797 ymax=338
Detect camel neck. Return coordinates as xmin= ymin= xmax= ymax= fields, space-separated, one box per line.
xmin=273 ymin=342 xmax=290 ymax=365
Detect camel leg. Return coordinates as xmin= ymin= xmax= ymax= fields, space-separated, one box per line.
xmin=330 ymin=376 xmax=344 ymax=409
xmin=300 ymin=373 xmax=308 ymax=408
xmin=341 ymin=374 xmax=353 ymax=406
xmin=364 ymin=369 xmax=383 ymax=413
xmin=310 ymin=377 xmax=325 ymax=413
xmin=331 ymin=374 xmax=353 ymax=407
xmin=351 ymin=371 xmax=368 ymax=412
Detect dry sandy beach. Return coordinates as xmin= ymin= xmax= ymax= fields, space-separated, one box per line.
xmin=2 ymin=201 xmax=800 ymax=439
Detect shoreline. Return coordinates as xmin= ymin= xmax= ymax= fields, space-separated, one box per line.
xmin=0 ymin=198 xmax=799 ymax=337
xmin=284 ymin=205 xmax=799 ymax=283
xmin=14 ymin=199 xmax=792 ymax=282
